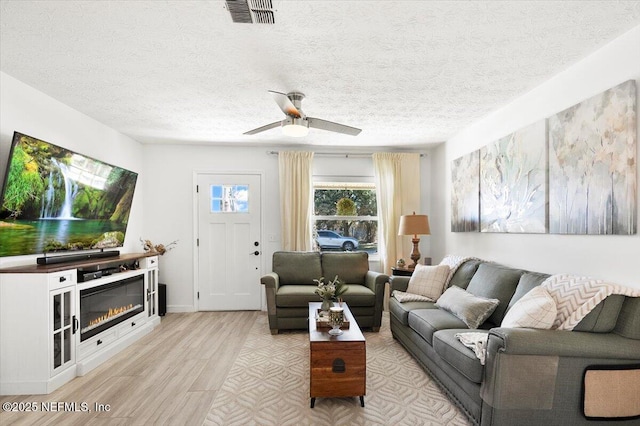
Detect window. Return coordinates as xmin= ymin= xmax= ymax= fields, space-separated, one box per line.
xmin=313 ymin=182 xmax=378 ymax=255
xmin=210 ymin=184 xmax=249 ymax=213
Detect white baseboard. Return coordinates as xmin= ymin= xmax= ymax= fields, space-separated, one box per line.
xmin=165 ymin=306 xmax=266 ymax=313
xmin=0 ymin=366 xmax=76 ymax=396
xmin=167 ymin=305 xmax=196 ymax=313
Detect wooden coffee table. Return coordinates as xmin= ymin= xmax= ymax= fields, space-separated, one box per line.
xmin=308 ymin=302 xmax=366 ymax=408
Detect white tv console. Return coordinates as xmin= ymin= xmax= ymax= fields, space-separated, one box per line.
xmin=0 ymin=253 xmax=160 ymax=395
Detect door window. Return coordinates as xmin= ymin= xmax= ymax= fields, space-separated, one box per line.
xmin=210 ymin=184 xmax=249 ymax=213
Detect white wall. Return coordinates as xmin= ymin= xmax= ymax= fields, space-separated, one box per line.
xmin=142 ymin=145 xmax=279 ymax=311
xmin=0 ymin=72 xmax=145 ymax=268
xmin=143 ymin=146 xmax=432 ymax=312
xmin=432 ymin=25 xmax=640 ymax=288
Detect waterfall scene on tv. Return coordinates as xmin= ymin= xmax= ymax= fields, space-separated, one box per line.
xmin=0 ymin=133 xmax=138 ymax=257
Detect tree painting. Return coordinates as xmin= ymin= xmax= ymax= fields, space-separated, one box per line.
xmin=549 ymin=80 xmax=636 ymax=234
xmin=451 ymin=151 xmax=480 ymax=232
xmin=480 ymin=120 xmax=547 ymax=233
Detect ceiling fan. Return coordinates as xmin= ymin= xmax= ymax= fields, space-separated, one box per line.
xmin=244 ymin=91 xmax=362 ymax=137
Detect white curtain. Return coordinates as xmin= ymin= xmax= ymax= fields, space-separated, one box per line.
xmin=373 ymin=153 xmax=421 ymax=274
xmin=279 ymin=151 xmax=314 ymax=251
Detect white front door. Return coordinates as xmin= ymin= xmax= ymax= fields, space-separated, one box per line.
xmin=196 ymin=173 xmax=262 ymax=310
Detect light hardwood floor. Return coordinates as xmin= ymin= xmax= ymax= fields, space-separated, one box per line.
xmin=0 ymin=311 xmax=259 ymax=426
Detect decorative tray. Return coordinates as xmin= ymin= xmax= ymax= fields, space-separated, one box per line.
xmin=315 ymin=308 xmax=350 ymax=329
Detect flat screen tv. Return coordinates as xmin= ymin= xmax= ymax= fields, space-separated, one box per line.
xmin=0 ymin=132 xmax=138 ymax=258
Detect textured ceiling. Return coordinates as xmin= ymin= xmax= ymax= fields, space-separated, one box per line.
xmin=1 ymin=1 xmax=640 ymax=148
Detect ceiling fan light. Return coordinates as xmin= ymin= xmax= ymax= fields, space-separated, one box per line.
xmin=282 ymin=121 xmax=309 ymax=137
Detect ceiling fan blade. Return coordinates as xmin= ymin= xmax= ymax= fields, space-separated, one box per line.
xmin=307 ymin=117 xmax=362 ymax=136
xmin=269 ymin=90 xmax=302 ymax=118
xmin=244 ymin=121 xmax=281 ymax=135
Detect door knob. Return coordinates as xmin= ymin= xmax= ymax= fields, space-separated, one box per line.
xmin=252 ymin=251 xmax=260 ymax=256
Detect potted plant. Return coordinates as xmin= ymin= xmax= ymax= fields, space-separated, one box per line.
xmin=314 ymin=275 xmax=348 ymax=312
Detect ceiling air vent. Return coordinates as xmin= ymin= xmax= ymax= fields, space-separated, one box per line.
xmin=226 ymin=0 xmax=275 ymax=24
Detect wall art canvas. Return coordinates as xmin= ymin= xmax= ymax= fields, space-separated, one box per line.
xmin=480 ymin=120 xmax=547 ymax=233
xmin=451 ymin=150 xmax=479 ymax=232
xmin=549 ymin=80 xmax=637 ymax=234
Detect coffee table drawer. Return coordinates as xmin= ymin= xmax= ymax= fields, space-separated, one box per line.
xmin=310 ymin=341 xmax=365 ymax=397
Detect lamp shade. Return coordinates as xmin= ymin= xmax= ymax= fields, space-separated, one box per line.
xmin=398 ymin=213 xmax=430 ymax=236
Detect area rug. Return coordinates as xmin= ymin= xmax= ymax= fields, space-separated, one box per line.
xmin=203 ymin=313 xmax=471 ymax=426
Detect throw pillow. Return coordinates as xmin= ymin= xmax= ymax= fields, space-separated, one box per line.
xmin=501 ymin=286 xmax=557 ymax=329
xmin=435 ymin=286 xmax=500 ymax=329
xmin=406 ymin=264 xmax=450 ymax=301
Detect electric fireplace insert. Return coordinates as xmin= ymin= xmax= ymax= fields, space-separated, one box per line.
xmin=80 ymin=274 xmax=145 ymax=341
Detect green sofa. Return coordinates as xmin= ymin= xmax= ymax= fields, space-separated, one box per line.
xmin=390 ymin=259 xmax=640 ymax=426
xmin=260 ymin=251 xmax=388 ymax=334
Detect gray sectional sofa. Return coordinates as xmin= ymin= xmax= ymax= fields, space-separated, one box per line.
xmin=261 ymin=251 xmax=388 ymax=334
xmin=389 ymin=259 xmax=640 ymax=426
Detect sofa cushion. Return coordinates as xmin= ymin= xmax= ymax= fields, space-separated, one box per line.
xmin=276 ymin=283 xmax=375 ymax=308
xmin=436 ymin=286 xmax=500 ymax=329
xmin=448 ymin=259 xmax=483 ymax=290
xmin=338 ymin=284 xmax=376 ymax=307
xmin=273 ymin=251 xmax=322 ymax=285
xmin=406 ymin=264 xmax=450 ymax=300
xmin=389 ymin=297 xmax=437 ymax=325
xmin=321 ymin=252 xmax=369 ymax=285
xmin=507 ymin=272 xmax=551 ymax=311
xmin=433 ymin=329 xmax=486 ymax=384
xmin=575 ymin=294 xmax=625 ymax=333
xmin=408 ymin=308 xmax=468 ymax=345
xmin=465 ymin=263 xmax=524 ymax=326
xmin=501 ymin=286 xmax=556 ymax=329
xmin=275 ymin=285 xmax=319 ymax=307
xmin=614 ymin=296 xmax=640 ymax=339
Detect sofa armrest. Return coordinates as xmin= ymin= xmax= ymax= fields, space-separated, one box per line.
xmin=389 ymin=276 xmax=410 ymax=293
xmin=364 ymin=270 xmax=387 ymax=292
xmin=260 ymin=273 xmax=280 ymax=328
xmin=260 ymin=272 xmax=280 ymax=290
xmin=488 ymin=327 xmax=640 ymax=360
xmin=482 ymin=327 xmax=640 ymax=416
xmin=365 ymin=271 xmax=389 ymax=330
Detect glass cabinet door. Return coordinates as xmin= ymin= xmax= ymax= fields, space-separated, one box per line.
xmin=51 ymin=287 xmax=75 ymax=376
xmin=147 ymin=268 xmax=158 ymax=317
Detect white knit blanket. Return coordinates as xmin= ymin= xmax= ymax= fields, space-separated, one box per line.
xmin=392 ymin=290 xmax=433 ymax=302
xmin=455 ymin=332 xmax=489 ymax=365
xmin=440 ymin=255 xmax=481 ymax=288
xmin=541 ymin=274 xmax=640 ymax=331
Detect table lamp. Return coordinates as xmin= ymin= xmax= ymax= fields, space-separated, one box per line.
xmin=398 ymin=212 xmax=431 ymax=269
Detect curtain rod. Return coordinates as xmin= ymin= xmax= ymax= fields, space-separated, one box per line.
xmin=267 ymin=151 xmax=425 ymax=158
